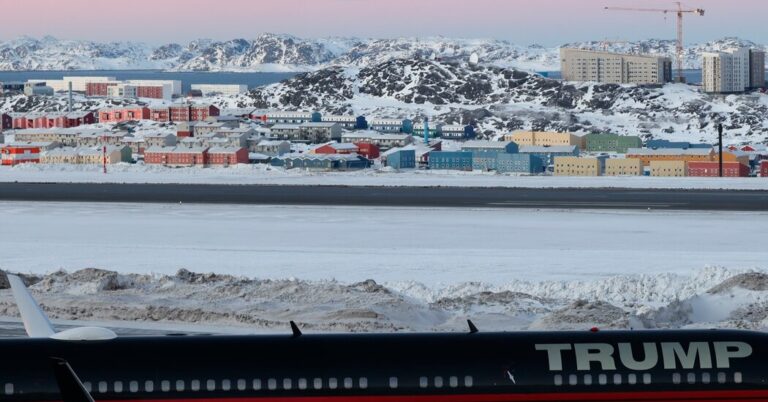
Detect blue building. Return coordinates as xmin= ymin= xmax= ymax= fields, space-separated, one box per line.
xmin=461 ymin=141 xmax=519 ymax=171
xmin=496 ymin=153 xmax=544 ymax=174
xmin=518 ymin=145 xmax=579 ymax=170
xmin=645 ymin=139 xmax=713 ymax=149
xmin=383 ymin=149 xmax=416 ymax=169
xmin=442 ymin=124 xmax=476 ymax=140
xmin=355 ymin=116 xmax=368 ymax=130
xmin=429 ymin=151 xmax=473 ymax=171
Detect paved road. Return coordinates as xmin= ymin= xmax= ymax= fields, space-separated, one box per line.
xmin=0 ymin=182 xmax=766 ymax=211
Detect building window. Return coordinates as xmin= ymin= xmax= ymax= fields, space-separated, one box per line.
xmin=464 ymin=376 xmax=473 ymax=387
xmin=267 ymin=379 xmax=277 ymax=390
xmin=99 ymin=381 xmax=108 ymax=393
xmin=389 ymin=377 xmax=398 ymax=389
xmin=554 ymin=375 xmax=563 ymax=386
xmin=419 ymin=377 xmax=428 ymax=388
xmin=328 ymin=378 xmax=338 ymax=390
xmin=145 ymin=381 xmax=154 ymax=392
xmin=222 ymin=379 xmax=231 ymax=391
xmin=4 ymin=384 xmax=12 ymax=396
xmin=253 ymin=379 xmax=262 ymax=391
xmin=207 ymin=379 xmax=216 ymax=391
xmin=237 ymin=379 xmax=247 ymax=391
xmin=283 ymin=379 xmax=292 ymax=390
xmin=114 ymin=381 xmax=123 ymax=393
xmin=190 ymin=380 xmax=200 ymax=391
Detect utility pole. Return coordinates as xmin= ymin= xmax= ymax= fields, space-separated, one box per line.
xmin=717 ymin=123 xmax=723 ymax=178
xmin=102 ymin=133 xmax=107 ymax=175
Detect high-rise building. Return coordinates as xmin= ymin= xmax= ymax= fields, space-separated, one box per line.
xmin=560 ymin=48 xmax=672 ymax=85
xmin=749 ymin=49 xmax=765 ymax=89
xmin=702 ymin=48 xmax=750 ymax=93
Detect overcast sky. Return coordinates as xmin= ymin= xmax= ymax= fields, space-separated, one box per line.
xmin=0 ymin=0 xmax=763 ymax=46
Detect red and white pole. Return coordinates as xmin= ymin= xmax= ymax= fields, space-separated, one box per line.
xmin=102 ymin=134 xmax=107 ymax=174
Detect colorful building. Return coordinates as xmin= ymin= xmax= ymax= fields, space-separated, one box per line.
xmin=461 ymin=141 xmax=519 ymax=171
xmin=518 ymin=145 xmax=579 ymax=168
xmin=313 ymin=142 xmax=359 ymax=155
xmin=650 ymin=160 xmax=688 ymax=177
xmin=144 ymin=146 xmax=208 ymax=166
xmin=207 ymin=147 xmax=249 ymax=165
xmin=505 ymin=131 xmax=585 ymax=149
xmin=496 ymin=153 xmax=543 ymax=174
xmin=428 ymin=151 xmax=473 ymax=171
xmin=554 ymin=157 xmax=602 ymax=176
xmin=382 ymin=148 xmax=416 ymax=169
xmin=354 ymin=142 xmax=380 ymax=159
xmin=761 ymin=160 xmax=768 ymax=177
xmin=99 ymin=107 xmax=150 ymax=123
xmin=585 ymin=133 xmax=643 ymax=153
xmin=1 ymin=144 xmax=42 ymax=165
xmin=687 ymin=162 xmax=750 ymax=177
xmin=626 ymin=148 xmax=715 ymax=166
xmin=605 ymin=158 xmax=644 ymax=176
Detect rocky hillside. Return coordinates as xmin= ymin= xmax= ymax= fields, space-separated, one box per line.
xmin=226 ymin=58 xmax=768 ymax=145
xmin=0 ymin=35 xmax=764 ymax=72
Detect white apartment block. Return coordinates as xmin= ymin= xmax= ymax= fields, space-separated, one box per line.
xmin=125 ymin=80 xmax=182 ymax=96
xmin=702 ymin=48 xmax=750 ymax=94
xmin=191 ymin=84 xmax=249 ymax=96
xmin=560 ymin=48 xmax=672 ymax=85
xmin=27 ymin=76 xmax=117 ymax=92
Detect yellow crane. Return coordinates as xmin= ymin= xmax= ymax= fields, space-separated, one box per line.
xmin=605 ymin=2 xmax=704 ymax=83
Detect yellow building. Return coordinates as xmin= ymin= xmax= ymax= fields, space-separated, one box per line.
xmin=605 ymin=158 xmax=643 ymax=176
xmin=626 ymin=148 xmax=714 ymax=166
xmin=650 ymin=160 xmax=687 ymax=177
xmin=554 ymin=156 xmax=602 ymax=176
xmin=504 ymin=131 xmax=585 ymax=150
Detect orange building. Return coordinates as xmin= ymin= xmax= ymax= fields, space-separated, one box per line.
xmin=626 ymin=148 xmax=714 ymax=167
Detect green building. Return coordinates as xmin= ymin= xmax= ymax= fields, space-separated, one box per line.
xmin=585 ymin=133 xmax=642 ymax=153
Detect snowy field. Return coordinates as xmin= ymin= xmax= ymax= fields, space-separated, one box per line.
xmin=2 ymin=163 xmax=768 ymax=190
xmin=0 ymin=201 xmax=767 ymax=333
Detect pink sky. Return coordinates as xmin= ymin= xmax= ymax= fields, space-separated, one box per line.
xmin=0 ymin=0 xmax=763 ymax=45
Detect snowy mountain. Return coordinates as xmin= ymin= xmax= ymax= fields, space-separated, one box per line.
xmin=0 ymin=35 xmax=764 ymax=72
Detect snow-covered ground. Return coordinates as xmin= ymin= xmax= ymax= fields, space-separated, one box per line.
xmin=0 ymin=201 xmax=766 ymax=333
xmin=1 ymin=163 xmax=768 ymax=190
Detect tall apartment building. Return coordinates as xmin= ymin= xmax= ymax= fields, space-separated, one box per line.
xmin=702 ymin=48 xmax=752 ymax=93
xmin=560 ymin=48 xmax=672 ymax=85
xmin=749 ymin=49 xmax=766 ymax=89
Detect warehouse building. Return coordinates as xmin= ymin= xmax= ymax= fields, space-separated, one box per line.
xmin=560 ymin=48 xmax=672 ymax=85
xmin=505 ymin=131 xmax=585 ymax=149
xmin=313 ymin=142 xmax=359 ymax=155
xmin=270 ymin=154 xmax=371 ymax=170
xmin=650 ymin=160 xmax=687 ymax=177
xmin=382 ymin=148 xmax=416 ymax=169
xmin=554 ymin=157 xmax=602 ymax=176
xmin=585 ymin=133 xmax=642 ymax=153
xmin=496 ymin=153 xmax=543 ymax=174
xmin=605 ymin=158 xmax=643 ymax=176
xmin=626 ymin=147 xmax=715 ymax=166
xmin=354 ymin=142 xmax=380 ymax=159
xmin=429 ymin=151 xmax=473 ymax=171
xmin=518 ymin=145 xmax=579 ymax=168
xmin=461 ymin=141 xmax=519 ymax=171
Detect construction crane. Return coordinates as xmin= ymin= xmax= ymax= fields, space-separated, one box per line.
xmin=605 ymin=2 xmax=704 ymax=83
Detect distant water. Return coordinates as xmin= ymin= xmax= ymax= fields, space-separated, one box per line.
xmin=0 ymin=70 xmax=299 ymax=93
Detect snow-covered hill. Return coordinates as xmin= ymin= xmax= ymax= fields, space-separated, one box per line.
xmin=0 ymin=35 xmax=764 ymax=72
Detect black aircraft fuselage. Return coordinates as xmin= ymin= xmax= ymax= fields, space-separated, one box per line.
xmin=4 ymin=329 xmax=768 ymax=402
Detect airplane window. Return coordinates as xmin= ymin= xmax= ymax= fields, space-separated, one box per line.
xmin=389 ymin=377 xmax=398 ymax=389
xmin=628 ymin=374 xmax=637 ymax=385
xmin=464 ymin=376 xmax=473 ymax=388
xmin=735 ymin=372 xmax=743 ymax=384
xmin=329 ymin=378 xmax=338 ymax=390
xmin=554 ymin=375 xmax=563 ymax=386
xmin=99 ymin=381 xmax=108 ymax=393
xmin=283 ymin=379 xmax=292 ymax=390
xmin=4 ymin=383 xmax=12 ymax=396
xmin=718 ymin=373 xmax=726 ymax=384
xmin=207 ymin=379 xmax=216 ymax=391
xmin=359 ymin=378 xmax=368 ymax=389
xmin=145 ymin=381 xmax=154 ymax=392
xmin=253 ymin=379 xmax=262 ymax=390
xmin=569 ymin=374 xmax=577 ymax=385
xmin=268 ymin=379 xmax=277 ymax=390
xmin=672 ymin=373 xmax=681 ymax=385
xmin=83 ymin=382 xmax=92 ymax=392
xmin=583 ymin=374 xmax=592 ymax=385
xmin=643 ymin=374 xmax=651 ymax=385
xmin=298 ymin=378 xmax=307 ymax=390
xmin=176 ymin=380 xmax=185 ymax=391
xmin=419 ymin=377 xmax=428 ymax=388
xmin=613 ymin=374 xmax=622 ymax=385
xmin=344 ymin=377 xmax=353 ymax=389
xmin=114 ymin=381 xmax=123 ymax=393
xmin=434 ymin=376 xmax=444 ymax=388
xmin=702 ymin=373 xmax=711 ymax=384
xmin=222 ymin=379 xmax=231 ymax=391
xmin=238 ymin=379 xmax=247 ymax=391
xmin=598 ymin=374 xmax=607 ymax=385
xmin=449 ymin=376 xmax=458 ymax=388
xmin=162 ymin=380 xmax=170 ymax=392
xmin=687 ymin=373 xmax=696 ymax=384
xmin=313 ymin=378 xmax=322 ymax=390
xmin=191 ymin=380 xmax=200 ymax=391
xmin=128 ymin=381 xmax=138 ymax=393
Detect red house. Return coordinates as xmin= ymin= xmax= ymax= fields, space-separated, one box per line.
xmin=1 ymin=144 xmax=41 ymax=166
xmin=1 ymin=113 xmax=10 ymax=129
xmin=86 ymin=82 xmax=119 ymax=97
xmin=207 ymin=147 xmax=249 ymax=165
xmin=761 ymin=160 xmax=768 ymax=177
xmin=66 ymin=111 xmax=95 ymax=127
xmin=314 ymin=142 xmax=358 ymax=155
xmin=11 ymin=113 xmax=28 ymax=129
xmin=169 ymin=105 xmax=191 ymax=122
xmin=144 ymin=146 xmax=208 ymax=166
xmin=687 ymin=162 xmax=750 ymax=177
xmin=190 ymin=105 xmax=220 ymax=121
xmin=136 ymin=86 xmax=165 ymax=99
xmin=354 ymin=142 xmax=380 ymax=159
xmin=150 ymin=107 xmax=171 ymax=122
xmin=99 ymin=107 xmax=150 ymax=123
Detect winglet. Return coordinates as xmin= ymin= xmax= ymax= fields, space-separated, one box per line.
xmin=467 ymin=319 xmax=479 ymax=334
xmin=50 ymin=358 xmax=95 ymax=402
xmin=8 ymin=274 xmax=55 ymax=338
xmin=290 ymin=321 xmax=302 ymax=337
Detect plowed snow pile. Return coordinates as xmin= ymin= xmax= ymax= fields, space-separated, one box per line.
xmin=0 ymin=267 xmax=766 ymax=334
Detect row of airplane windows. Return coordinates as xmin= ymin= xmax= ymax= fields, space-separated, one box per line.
xmin=0 ymin=376 xmax=475 ymax=396
xmin=553 ymin=372 xmax=743 ymax=387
